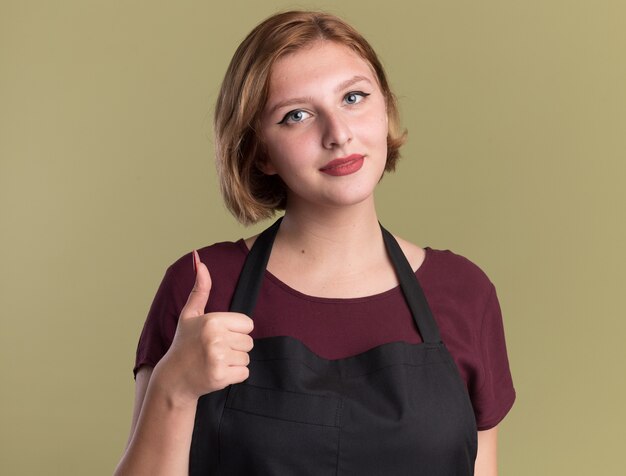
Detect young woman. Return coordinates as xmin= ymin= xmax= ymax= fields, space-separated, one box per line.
xmin=115 ymin=11 xmax=515 ymax=476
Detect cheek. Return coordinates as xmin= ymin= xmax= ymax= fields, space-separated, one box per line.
xmin=357 ymin=98 xmax=389 ymax=140
xmin=358 ymin=113 xmax=389 ymax=145
xmin=263 ymin=136 xmax=312 ymax=177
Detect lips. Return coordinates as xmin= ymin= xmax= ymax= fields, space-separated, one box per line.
xmin=319 ymin=154 xmax=365 ymax=171
xmin=319 ymin=154 xmax=365 ymax=177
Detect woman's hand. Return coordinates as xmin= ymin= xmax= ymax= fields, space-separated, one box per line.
xmin=115 ymin=252 xmax=254 ymax=476
xmin=152 ymin=250 xmax=254 ymax=404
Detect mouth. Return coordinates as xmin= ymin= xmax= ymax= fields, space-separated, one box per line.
xmin=319 ymin=154 xmax=365 ymax=176
xmin=319 ymin=154 xmax=365 ymax=171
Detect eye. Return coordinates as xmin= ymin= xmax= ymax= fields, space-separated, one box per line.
xmin=344 ymin=91 xmax=370 ymax=105
xmin=278 ymin=109 xmax=311 ymax=125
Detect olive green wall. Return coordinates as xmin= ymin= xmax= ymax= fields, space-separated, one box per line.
xmin=1 ymin=1 xmax=624 ymax=474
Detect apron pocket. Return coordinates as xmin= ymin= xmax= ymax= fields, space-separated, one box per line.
xmin=218 ymin=384 xmax=341 ymax=475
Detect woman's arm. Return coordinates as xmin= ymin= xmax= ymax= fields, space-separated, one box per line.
xmin=475 ymin=426 xmax=499 ymax=476
xmin=123 ymin=366 xmax=152 ymax=450
xmin=114 ymin=253 xmax=254 ymax=475
xmin=113 ymin=365 xmax=198 ymax=476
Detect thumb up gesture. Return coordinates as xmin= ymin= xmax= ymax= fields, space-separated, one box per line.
xmin=154 ymin=250 xmax=254 ymax=402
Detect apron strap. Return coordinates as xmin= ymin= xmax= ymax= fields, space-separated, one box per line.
xmin=229 ymin=216 xmax=283 ymax=315
xmin=380 ymin=225 xmax=441 ymax=344
xmin=229 ymin=216 xmax=441 ymax=344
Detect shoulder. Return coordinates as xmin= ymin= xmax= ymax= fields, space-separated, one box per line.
xmin=387 ymin=233 xmax=494 ymax=298
xmin=419 ymin=247 xmax=496 ymax=310
xmin=391 ymin=234 xmax=427 ymax=274
xmin=162 ymin=239 xmax=248 ymax=294
xmin=423 ymin=248 xmax=493 ymax=285
xmin=167 ymin=239 xmax=245 ymax=271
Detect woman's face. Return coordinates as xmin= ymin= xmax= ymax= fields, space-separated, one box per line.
xmin=259 ymin=40 xmax=389 ymax=211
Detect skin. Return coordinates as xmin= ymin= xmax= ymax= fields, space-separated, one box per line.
xmin=114 ymin=40 xmax=499 ymax=475
xmin=260 ymin=43 xmax=389 ymax=216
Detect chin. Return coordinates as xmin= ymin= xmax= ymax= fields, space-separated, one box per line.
xmin=323 ymin=187 xmax=377 ymax=208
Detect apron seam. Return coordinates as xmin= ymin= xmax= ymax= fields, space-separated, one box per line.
xmin=223 ymin=406 xmax=340 ymax=428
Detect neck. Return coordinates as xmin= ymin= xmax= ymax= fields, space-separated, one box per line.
xmin=275 ymin=196 xmax=386 ymax=270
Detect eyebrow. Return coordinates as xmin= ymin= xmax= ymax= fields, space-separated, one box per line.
xmin=267 ymin=75 xmax=373 ymax=116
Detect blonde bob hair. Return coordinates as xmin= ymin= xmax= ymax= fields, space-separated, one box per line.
xmin=215 ymin=10 xmax=407 ymax=226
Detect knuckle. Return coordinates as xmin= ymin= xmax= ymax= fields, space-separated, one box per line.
xmin=205 ymin=315 xmax=222 ymax=332
xmin=200 ymin=334 xmax=220 ymax=354
xmin=209 ymin=347 xmax=226 ymax=363
xmin=204 ymin=333 xmax=223 ymax=348
xmin=209 ymin=368 xmax=225 ymax=383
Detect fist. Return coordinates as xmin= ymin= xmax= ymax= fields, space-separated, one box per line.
xmin=156 ymin=250 xmax=254 ymax=401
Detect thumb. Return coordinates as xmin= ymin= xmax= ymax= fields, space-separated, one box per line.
xmin=180 ymin=250 xmax=212 ymax=319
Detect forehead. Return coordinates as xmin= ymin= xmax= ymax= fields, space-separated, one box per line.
xmin=266 ymin=41 xmax=377 ymax=99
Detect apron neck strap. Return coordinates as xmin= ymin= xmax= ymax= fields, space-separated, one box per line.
xmin=230 ymin=216 xmax=441 ymax=345
xmin=229 ymin=216 xmax=283 ymax=315
xmin=380 ymin=225 xmax=441 ymax=344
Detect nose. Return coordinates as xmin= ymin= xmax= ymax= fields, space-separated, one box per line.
xmin=321 ymin=111 xmax=352 ymax=149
